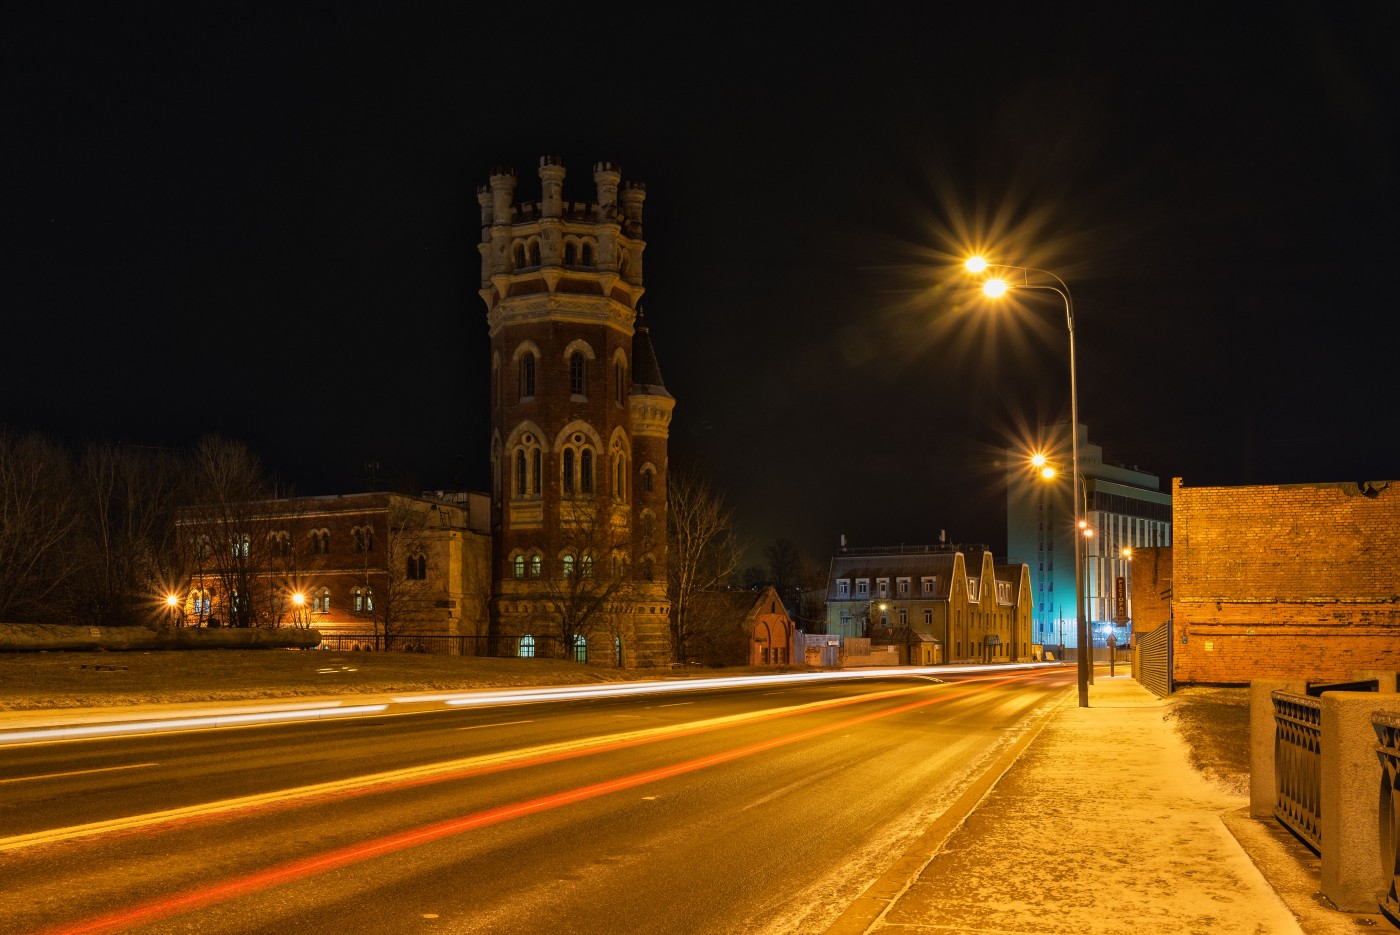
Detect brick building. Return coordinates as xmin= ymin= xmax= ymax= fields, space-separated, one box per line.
xmin=823 ymin=544 xmax=1034 ymax=664
xmin=684 ymin=586 xmax=796 ymax=667
xmin=478 ymin=157 xmax=672 ymax=668
xmin=1157 ymin=477 xmax=1399 ymax=684
xmin=178 ymin=491 xmax=492 ymax=648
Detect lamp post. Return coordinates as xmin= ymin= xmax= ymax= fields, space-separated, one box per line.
xmin=969 ymin=257 xmax=1089 ymax=707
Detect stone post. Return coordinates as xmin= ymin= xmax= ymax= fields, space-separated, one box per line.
xmin=1319 ymin=692 xmax=1400 ymax=912
xmin=1250 ymin=679 xmax=1305 ymax=818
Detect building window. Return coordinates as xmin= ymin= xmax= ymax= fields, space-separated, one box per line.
xmin=614 ymin=361 xmax=625 ymax=404
xmin=924 ymin=609 xmax=932 ymax=626
xmin=562 ymin=554 xmax=575 ymax=578
xmin=353 ymin=526 xmax=374 ymax=553
xmin=532 ymin=449 xmax=541 ymax=495
xmin=581 ymin=242 xmax=594 ymax=266
xmin=897 ymin=578 xmax=910 ymax=595
xmin=407 ymin=552 xmax=427 ymax=580
xmin=877 ymin=578 xmax=889 ymax=597
xmin=528 ymin=241 xmax=541 ymax=266
xmin=581 ymin=555 xmax=593 ymax=578
xmin=563 ymin=449 xmax=575 ymax=495
xmin=311 ymin=530 xmax=330 ymax=555
xmin=514 ymin=556 xmax=525 ymax=578
xmin=530 ymin=554 xmax=542 ymax=577
xmin=565 ymin=242 xmax=577 ymax=265
xmin=516 ymin=450 xmax=527 ymax=496
xmin=580 ymin=449 xmax=593 ymax=494
xmin=353 ymin=588 xmax=374 ymax=612
xmin=921 ymin=577 xmax=934 ymax=593
xmin=837 ymin=580 xmax=849 ymax=597
xmin=855 ymin=579 xmax=869 ymax=597
xmin=520 ymin=634 xmax=535 ymax=658
xmin=313 ymin=588 xmax=330 ymax=613
xmin=233 ymin=534 xmax=250 ymax=558
xmin=573 ymin=634 xmax=588 ymax=663
xmin=520 ymin=352 xmax=536 ymax=399
xmin=899 ymin=609 xmax=908 ymax=626
xmin=269 ymin=532 xmax=291 ymax=558
xmin=570 ymin=352 xmax=586 ymax=396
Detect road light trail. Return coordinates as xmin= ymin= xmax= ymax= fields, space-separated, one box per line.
xmin=33 ymin=670 xmax=1055 ymax=935
xmin=1 ymin=673 xmax=1045 ymax=855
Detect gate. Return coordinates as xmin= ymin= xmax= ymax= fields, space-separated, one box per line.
xmin=1135 ymin=621 xmax=1172 ymax=698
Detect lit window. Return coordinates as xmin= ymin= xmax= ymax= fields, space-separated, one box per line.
xmin=581 ymin=555 xmax=593 ymax=578
xmin=563 ymin=554 xmax=575 ymax=578
xmin=573 ymin=634 xmax=588 ymax=663
xmin=530 ymin=555 xmax=542 ymax=577
xmin=514 ymin=556 xmax=525 ymax=578
xmin=519 ymin=634 xmax=535 ymax=658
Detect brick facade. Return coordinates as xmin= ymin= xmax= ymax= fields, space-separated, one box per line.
xmin=1170 ymin=477 xmax=1400 ymax=684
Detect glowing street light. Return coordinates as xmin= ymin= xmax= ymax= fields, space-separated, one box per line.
xmin=971 ymin=257 xmax=1089 ymax=707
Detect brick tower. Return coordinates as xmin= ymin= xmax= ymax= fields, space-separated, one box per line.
xmin=478 ymin=156 xmax=672 ymax=668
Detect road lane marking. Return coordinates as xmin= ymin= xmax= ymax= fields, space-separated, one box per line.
xmin=454 ymin=720 xmax=533 ymax=731
xmin=0 ymin=762 xmax=159 ymax=785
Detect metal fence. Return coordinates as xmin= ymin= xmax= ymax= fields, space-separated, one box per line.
xmin=315 ymin=632 xmax=573 ymax=658
xmin=1135 ymin=622 xmax=1172 ymax=698
xmin=1375 ymin=711 xmax=1400 ymax=924
xmin=1273 ymin=690 xmax=1323 ymax=852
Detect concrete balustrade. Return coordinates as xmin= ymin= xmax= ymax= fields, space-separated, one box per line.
xmin=1252 ymin=672 xmax=1400 ymax=914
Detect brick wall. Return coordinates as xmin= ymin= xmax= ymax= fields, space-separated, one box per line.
xmin=1171 ymin=478 xmax=1400 ymax=684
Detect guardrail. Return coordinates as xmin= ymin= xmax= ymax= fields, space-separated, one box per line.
xmin=1271 ymin=691 xmax=1323 ymax=851
xmin=1374 ymin=711 xmax=1400 ymax=923
xmin=315 ymin=632 xmax=570 ymax=658
xmin=1252 ymin=675 xmax=1400 ymax=917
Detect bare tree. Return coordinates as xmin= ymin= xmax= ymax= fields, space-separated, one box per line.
xmin=0 ymin=428 xmax=81 ymax=623
xmin=353 ymin=497 xmax=450 ymax=649
xmin=666 ymin=466 xmax=746 ymax=663
xmin=527 ymin=502 xmax=638 ymax=659
xmin=764 ymin=537 xmax=802 ymax=603
xmin=180 ymin=436 xmax=279 ymax=628
xmin=795 ymin=553 xmax=830 ymax=633
xmin=73 ymin=442 xmax=190 ymax=627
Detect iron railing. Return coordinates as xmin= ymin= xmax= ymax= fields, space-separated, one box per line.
xmin=315 ymin=632 xmax=573 ymax=658
xmin=1374 ymin=710 xmax=1400 ymax=925
xmin=1273 ymin=691 xmax=1323 ymax=853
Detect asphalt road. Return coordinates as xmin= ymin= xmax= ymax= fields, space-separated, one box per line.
xmin=0 ymin=667 xmax=1073 ymax=935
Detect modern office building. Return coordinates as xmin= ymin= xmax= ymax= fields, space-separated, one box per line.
xmin=1006 ymin=422 xmax=1171 ymax=649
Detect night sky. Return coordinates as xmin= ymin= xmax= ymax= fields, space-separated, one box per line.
xmin=6 ymin=4 xmax=1397 ymax=567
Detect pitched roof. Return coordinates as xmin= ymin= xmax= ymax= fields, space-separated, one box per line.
xmin=631 ymin=307 xmax=670 ymax=397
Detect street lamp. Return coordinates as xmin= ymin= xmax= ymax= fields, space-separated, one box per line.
xmin=165 ymin=593 xmax=180 ymax=629
xmin=969 ymin=256 xmax=1089 ymax=707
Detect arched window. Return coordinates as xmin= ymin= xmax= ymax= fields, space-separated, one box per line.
xmin=581 ymin=242 xmax=594 ymax=266
xmin=520 ymin=352 xmax=536 ymax=398
xmin=311 ymin=529 xmax=330 ymax=555
xmin=269 ymin=532 xmax=291 ymax=557
xmin=569 ymin=352 xmax=586 ymax=396
xmin=564 ymin=242 xmax=577 ymax=265
xmin=580 ymin=449 xmax=593 ymax=494
xmin=354 ymin=587 xmax=374 ymax=612
xmin=352 ymin=526 xmax=374 ymax=553
xmin=516 ymin=450 xmax=527 ymax=496
xmin=519 ymin=634 xmax=535 ymax=658
xmin=513 ymin=243 xmax=526 ymax=269
xmin=642 ymin=468 xmax=654 ymax=493
xmin=407 ymin=552 xmax=427 ymax=580
xmin=313 ymin=588 xmax=331 ymax=613
xmin=562 ymin=449 xmax=575 ymax=495
xmin=581 ymin=555 xmax=593 ymax=578
xmin=614 ymin=456 xmax=626 ymax=500
xmin=562 ymin=554 xmax=575 ymax=578
xmin=528 ymin=241 xmax=541 ymax=266
xmin=531 ymin=448 xmax=541 ymax=495
xmin=573 ymin=634 xmax=588 ymax=663
xmin=514 ymin=555 xmax=525 ymax=578
xmin=233 ymin=533 xmax=250 ymax=558
xmin=614 ymin=360 xmax=625 ymax=404
xmin=529 ymin=554 xmax=542 ymax=577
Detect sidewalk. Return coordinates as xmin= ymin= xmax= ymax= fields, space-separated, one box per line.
xmin=828 ymin=672 xmax=1399 ymax=935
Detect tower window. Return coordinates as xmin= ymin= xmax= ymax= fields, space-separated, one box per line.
xmin=520 ymin=352 xmax=536 ymax=399
xmin=563 ymin=449 xmax=575 ymax=495
xmin=580 ymin=449 xmax=593 ymax=494
xmin=407 ymin=552 xmax=427 ymax=580
xmin=581 ymin=242 xmax=594 ymax=266
xmin=570 ymin=352 xmax=586 ymax=396
xmin=528 ymin=241 xmax=541 ymax=266
xmin=564 ymin=242 xmax=577 ymax=265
